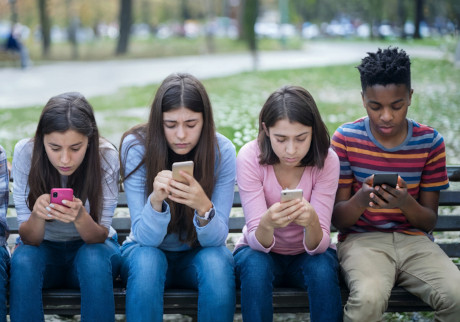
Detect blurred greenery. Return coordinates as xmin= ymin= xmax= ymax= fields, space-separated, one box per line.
xmin=1 ymin=56 xmax=459 ymax=166
xmin=19 ymin=36 xmax=303 ymax=63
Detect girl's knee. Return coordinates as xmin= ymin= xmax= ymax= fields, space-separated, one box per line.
xmin=124 ymin=246 xmax=167 ymax=285
xmin=193 ymin=247 xmax=232 ymax=280
xmin=11 ymin=245 xmax=43 ymax=270
xmin=76 ymin=243 xmax=112 ymax=266
xmin=235 ymin=248 xmax=272 ymax=274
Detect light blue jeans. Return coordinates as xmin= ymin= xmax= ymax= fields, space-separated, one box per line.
xmin=10 ymin=238 xmax=122 ymax=322
xmin=121 ymin=242 xmax=236 ymax=322
xmin=234 ymin=246 xmax=342 ymax=322
xmin=0 ymin=246 xmax=9 ymax=322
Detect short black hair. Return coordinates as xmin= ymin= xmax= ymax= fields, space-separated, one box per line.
xmin=357 ymin=47 xmax=411 ymax=92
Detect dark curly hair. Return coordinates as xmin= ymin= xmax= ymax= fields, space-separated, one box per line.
xmin=356 ymin=47 xmax=411 ymax=92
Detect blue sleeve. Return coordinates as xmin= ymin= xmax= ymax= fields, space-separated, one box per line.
xmin=194 ymin=134 xmax=236 ymax=247
xmin=121 ymin=135 xmax=171 ymax=246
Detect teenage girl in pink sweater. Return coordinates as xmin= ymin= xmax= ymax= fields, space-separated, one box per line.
xmin=233 ymin=85 xmax=342 ymax=322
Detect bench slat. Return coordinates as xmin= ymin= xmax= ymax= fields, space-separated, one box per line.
xmin=4 ymin=164 xmax=459 ymax=316
xmin=36 ymin=285 xmax=439 ymax=315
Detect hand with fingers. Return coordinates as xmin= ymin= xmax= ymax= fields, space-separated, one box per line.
xmin=370 ymin=175 xmax=409 ymax=209
xmin=292 ymin=199 xmax=318 ymax=229
xmin=47 ymin=198 xmax=85 ymax=223
xmin=150 ymin=170 xmax=173 ymax=212
xmin=168 ymin=170 xmax=212 ymax=216
xmin=262 ymin=198 xmax=303 ymax=229
xmin=31 ymin=194 xmax=53 ymax=221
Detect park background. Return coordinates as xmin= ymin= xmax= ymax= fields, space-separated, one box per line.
xmin=1 ymin=0 xmax=460 ymax=321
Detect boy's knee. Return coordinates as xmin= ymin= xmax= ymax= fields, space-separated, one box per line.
xmin=434 ymin=275 xmax=460 ymax=315
xmin=348 ymin=276 xmax=390 ymax=310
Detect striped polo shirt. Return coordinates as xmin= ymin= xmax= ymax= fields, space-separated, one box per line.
xmin=331 ymin=117 xmax=449 ymax=241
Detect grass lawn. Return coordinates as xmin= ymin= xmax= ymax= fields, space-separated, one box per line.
xmin=1 ymin=53 xmax=458 ymax=322
xmin=1 ymin=56 xmax=459 ymax=165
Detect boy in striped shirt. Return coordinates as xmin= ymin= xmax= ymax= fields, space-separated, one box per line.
xmin=331 ymin=47 xmax=460 ymax=321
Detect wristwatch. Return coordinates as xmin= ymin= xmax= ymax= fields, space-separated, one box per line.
xmin=200 ymin=208 xmax=215 ymax=221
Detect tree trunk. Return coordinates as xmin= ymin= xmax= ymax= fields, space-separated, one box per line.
xmin=414 ymin=0 xmax=424 ymax=39
xmin=180 ymin=0 xmax=190 ymax=37
xmin=204 ymin=0 xmax=215 ymax=54
xmin=38 ymin=0 xmax=51 ymax=58
xmin=9 ymin=0 xmax=18 ymax=25
xmin=455 ymin=40 xmax=460 ymax=68
xmin=116 ymin=0 xmax=132 ymax=55
xmin=397 ymin=0 xmax=408 ymax=39
xmin=66 ymin=0 xmax=79 ymax=60
xmin=242 ymin=0 xmax=258 ymax=70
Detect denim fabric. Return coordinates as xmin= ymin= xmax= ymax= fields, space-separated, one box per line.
xmin=234 ymin=246 xmax=342 ymax=322
xmin=0 ymin=246 xmax=9 ymax=322
xmin=121 ymin=242 xmax=236 ymax=322
xmin=10 ymin=238 xmax=121 ymax=322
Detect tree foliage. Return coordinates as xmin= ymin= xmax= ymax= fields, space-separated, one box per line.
xmin=0 ymin=0 xmax=459 ymax=58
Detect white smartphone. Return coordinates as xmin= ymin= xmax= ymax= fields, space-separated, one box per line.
xmin=280 ymin=189 xmax=303 ymax=202
xmin=172 ymin=161 xmax=194 ymax=184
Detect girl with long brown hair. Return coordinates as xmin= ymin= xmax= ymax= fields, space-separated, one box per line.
xmin=10 ymin=92 xmax=122 ymax=322
xmin=119 ymin=73 xmax=236 ymax=322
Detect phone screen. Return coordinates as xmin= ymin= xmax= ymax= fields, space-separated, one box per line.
xmin=373 ymin=173 xmax=398 ymax=188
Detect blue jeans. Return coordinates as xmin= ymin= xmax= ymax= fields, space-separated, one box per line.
xmin=10 ymin=238 xmax=122 ymax=322
xmin=234 ymin=246 xmax=342 ymax=322
xmin=121 ymin=242 xmax=236 ymax=322
xmin=0 ymin=246 xmax=9 ymax=322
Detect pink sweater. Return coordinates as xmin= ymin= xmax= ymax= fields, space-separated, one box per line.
xmin=234 ymin=140 xmax=339 ymax=255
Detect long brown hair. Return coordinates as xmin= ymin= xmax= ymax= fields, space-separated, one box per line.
xmin=27 ymin=92 xmax=103 ymax=222
xmin=120 ymin=73 xmax=217 ymax=245
xmin=258 ymin=85 xmax=330 ymax=168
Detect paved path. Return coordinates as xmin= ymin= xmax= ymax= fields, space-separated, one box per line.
xmin=0 ymin=42 xmax=448 ymax=108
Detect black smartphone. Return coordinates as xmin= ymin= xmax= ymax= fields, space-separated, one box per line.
xmin=373 ymin=173 xmax=398 ymax=188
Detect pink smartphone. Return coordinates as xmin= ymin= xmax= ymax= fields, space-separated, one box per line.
xmin=50 ymin=188 xmax=74 ymax=206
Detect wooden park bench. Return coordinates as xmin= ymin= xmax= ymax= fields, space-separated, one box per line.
xmin=5 ymin=165 xmax=460 ymax=318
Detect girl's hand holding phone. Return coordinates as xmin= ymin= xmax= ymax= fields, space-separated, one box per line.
xmin=32 ymin=193 xmax=53 ymax=221
xmin=292 ymin=199 xmax=319 ymax=228
xmin=168 ymin=170 xmax=212 ymax=216
xmin=50 ymin=198 xmax=86 ymax=223
xmin=150 ymin=170 xmax=173 ymax=211
xmin=33 ymin=193 xmax=84 ymax=223
xmin=262 ymin=199 xmax=303 ymax=229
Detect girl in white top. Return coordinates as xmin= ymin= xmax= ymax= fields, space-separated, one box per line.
xmin=10 ymin=92 xmax=122 ymax=322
